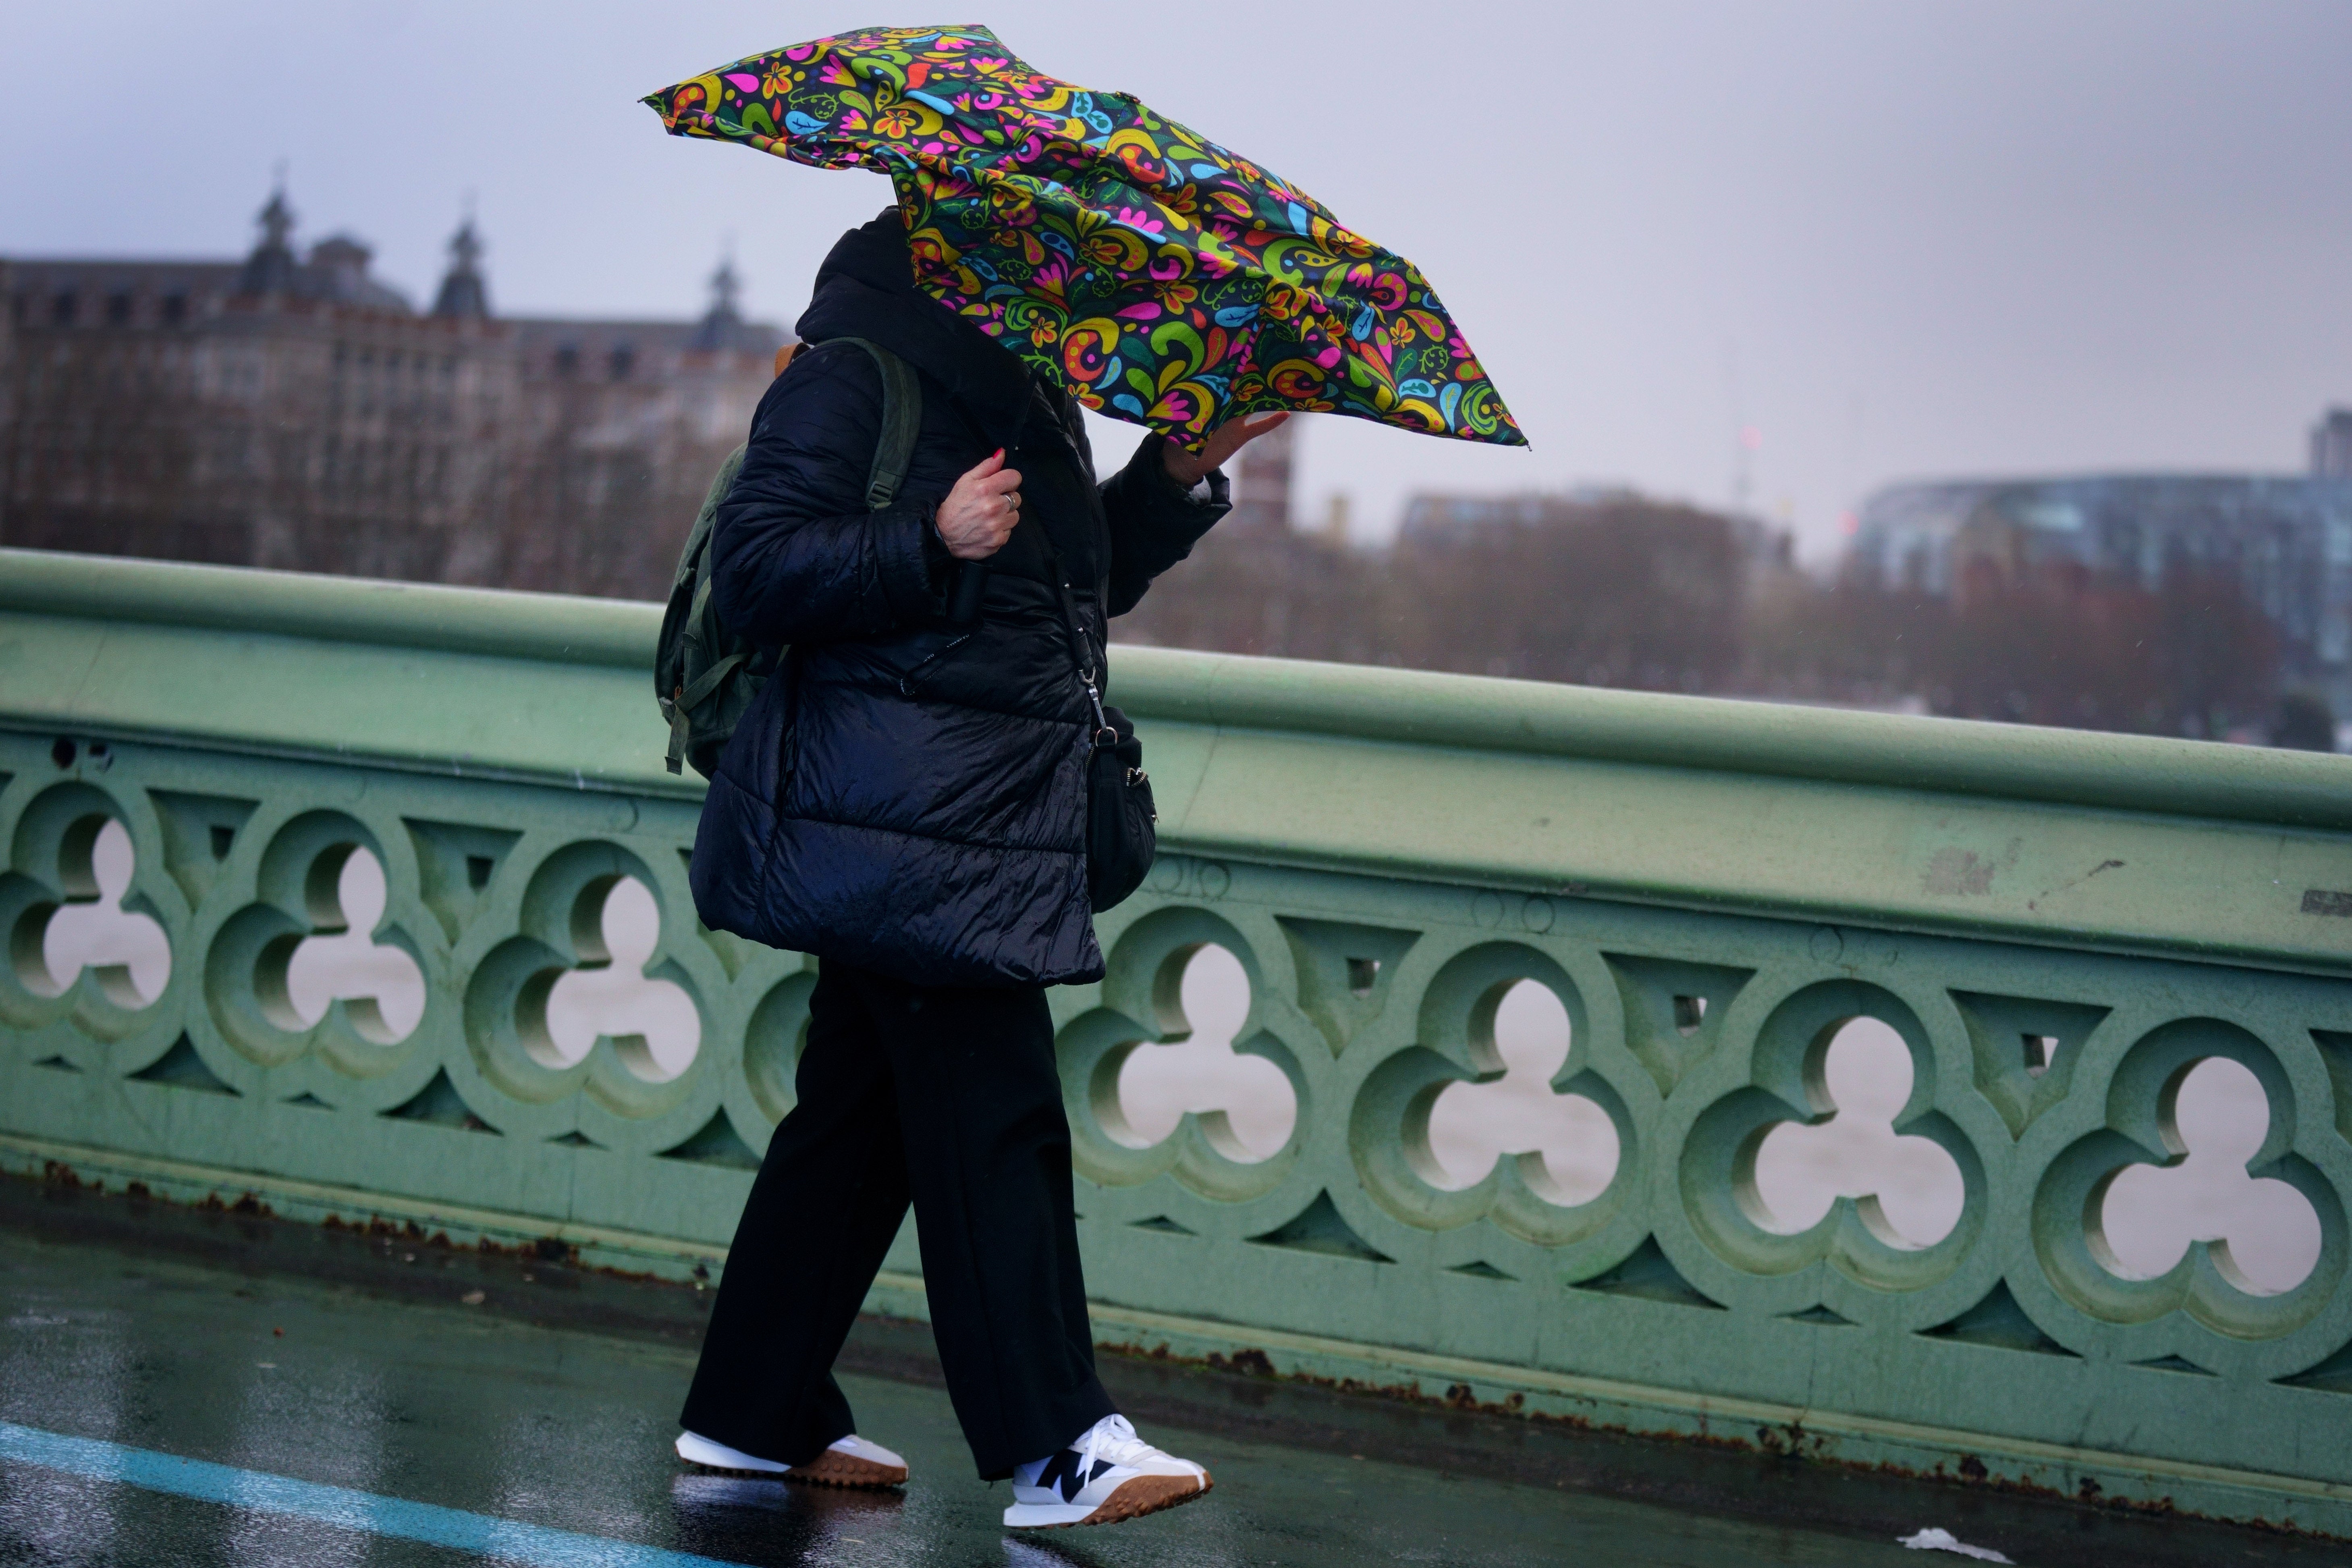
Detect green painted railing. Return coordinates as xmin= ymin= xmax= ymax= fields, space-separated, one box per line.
xmin=7 ymin=546 xmax=2352 ymax=1531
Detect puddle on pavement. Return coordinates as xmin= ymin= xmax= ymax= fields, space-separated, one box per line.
xmin=0 ymin=1222 xmax=1934 ymax=1567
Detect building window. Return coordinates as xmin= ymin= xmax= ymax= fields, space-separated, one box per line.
xmin=161 ymin=293 xmax=187 ymax=326
xmin=105 ymin=292 xmax=133 ymax=326
xmin=609 ymin=343 xmax=637 ymax=380
xmin=50 ymin=291 xmax=76 ymax=326
xmin=554 ymin=344 xmax=581 ymax=379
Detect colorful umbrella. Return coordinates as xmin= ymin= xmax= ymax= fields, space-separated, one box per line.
xmin=643 ymin=24 xmax=1524 ymax=448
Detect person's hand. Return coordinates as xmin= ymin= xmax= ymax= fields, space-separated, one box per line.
xmin=1162 ymin=411 xmax=1290 ymax=489
xmin=935 ymin=449 xmax=1023 ymax=561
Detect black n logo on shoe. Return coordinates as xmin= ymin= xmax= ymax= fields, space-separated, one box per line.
xmin=1035 ymin=1450 xmax=1113 ymax=1502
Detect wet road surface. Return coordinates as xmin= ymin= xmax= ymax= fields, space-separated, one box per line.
xmin=0 ymin=1220 xmax=1968 ymax=1568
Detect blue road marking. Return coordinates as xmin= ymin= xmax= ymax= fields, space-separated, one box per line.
xmin=0 ymin=1420 xmax=744 ymax=1568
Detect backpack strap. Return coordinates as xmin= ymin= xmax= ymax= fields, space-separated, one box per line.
xmin=660 ymin=443 xmax=747 ymax=774
xmin=656 ymin=340 xmax=922 ymax=778
xmin=824 ymin=336 xmax=922 ymax=510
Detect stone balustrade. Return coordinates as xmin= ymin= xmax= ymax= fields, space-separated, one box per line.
xmin=7 ymin=546 xmax=2352 ymax=1531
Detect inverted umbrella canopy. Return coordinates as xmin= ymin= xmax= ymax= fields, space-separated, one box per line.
xmin=643 ymin=24 xmax=1524 ymax=447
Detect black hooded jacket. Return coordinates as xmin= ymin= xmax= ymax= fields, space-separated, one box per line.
xmin=687 ymin=212 xmax=1231 ymax=987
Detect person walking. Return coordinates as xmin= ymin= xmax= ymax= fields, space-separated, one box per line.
xmin=670 ymin=208 xmax=1285 ymax=1531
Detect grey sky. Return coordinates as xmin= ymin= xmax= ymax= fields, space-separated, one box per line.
xmin=6 ymin=2 xmax=2347 ymax=558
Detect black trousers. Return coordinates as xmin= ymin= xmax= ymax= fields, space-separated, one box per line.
xmin=679 ymin=960 xmax=1113 ymax=1479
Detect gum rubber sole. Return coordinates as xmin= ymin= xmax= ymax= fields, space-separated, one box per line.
xmin=788 ymin=1450 xmax=909 ymax=1489
xmin=681 ymin=1454 xmax=908 ymax=1489
xmin=1011 ymin=1472 xmax=1214 ymax=1530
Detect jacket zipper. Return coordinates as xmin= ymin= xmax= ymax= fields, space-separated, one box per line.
xmin=897 ymin=632 xmax=975 ymax=698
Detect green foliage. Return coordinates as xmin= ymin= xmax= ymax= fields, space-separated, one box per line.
xmin=2274 ymin=690 xmax=2337 ymax=752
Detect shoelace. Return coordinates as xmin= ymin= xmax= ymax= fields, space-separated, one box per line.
xmin=1074 ymin=1413 xmax=1160 ymax=1477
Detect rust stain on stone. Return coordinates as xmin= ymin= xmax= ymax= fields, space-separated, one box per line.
xmin=1922 ymin=839 xmax=2021 ymax=897
xmin=2026 ymin=858 xmax=2125 ymax=913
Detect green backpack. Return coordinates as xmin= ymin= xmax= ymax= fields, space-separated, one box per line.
xmin=656 ymin=337 xmax=922 ymax=777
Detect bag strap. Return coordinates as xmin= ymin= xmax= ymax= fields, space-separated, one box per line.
xmin=659 ymin=447 xmax=747 ymax=774
xmin=661 ymin=344 xmax=914 ymax=775
xmin=824 ymin=336 xmax=922 ymax=511
xmin=1025 ymin=457 xmax=1117 ymax=748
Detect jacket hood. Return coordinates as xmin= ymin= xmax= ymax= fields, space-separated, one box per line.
xmin=795 ymin=210 xmax=1034 ymax=449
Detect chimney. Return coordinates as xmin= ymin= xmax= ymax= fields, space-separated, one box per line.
xmin=2313 ymin=407 xmax=2352 ymax=478
xmin=1229 ymin=416 xmax=1297 ymax=533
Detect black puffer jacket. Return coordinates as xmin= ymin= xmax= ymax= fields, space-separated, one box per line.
xmin=688 ymin=213 xmax=1230 ymax=987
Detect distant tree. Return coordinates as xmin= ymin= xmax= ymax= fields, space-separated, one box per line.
xmin=1123 ymin=495 xmax=1748 ymax=693
xmin=1741 ymin=581 xmax=1943 ymax=707
xmin=1833 ymin=562 xmax=2277 ymax=737
xmin=0 ymin=338 xmax=220 ymax=561
xmin=2146 ymin=566 xmax=2281 ymax=738
xmin=2273 ymin=690 xmax=2337 ymax=752
xmin=1115 ymin=523 xmax=1380 ymax=663
xmin=1385 ymin=499 xmax=1744 ymax=689
xmin=1082 ymin=484 xmax=2296 ymax=744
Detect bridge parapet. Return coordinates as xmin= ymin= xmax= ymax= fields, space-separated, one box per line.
xmin=6 ymin=546 xmax=2352 ymax=1532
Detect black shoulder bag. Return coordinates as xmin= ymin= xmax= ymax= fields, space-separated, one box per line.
xmin=1033 ymin=527 xmax=1157 ymax=912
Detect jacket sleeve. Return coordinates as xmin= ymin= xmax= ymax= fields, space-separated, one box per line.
xmin=709 ymin=341 xmax=950 ymax=646
xmin=1099 ymin=431 xmax=1232 ymax=617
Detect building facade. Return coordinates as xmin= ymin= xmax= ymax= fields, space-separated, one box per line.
xmin=496 ymin=258 xmax=783 ymax=598
xmin=1226 ymin=415 xmax=1296 ymax=534
xmin=2316 ymin=408 xmax=2352 ymax=480
xmin=1848 ymin=468 xmax=2352 ymax=703
xmin=0 ymin=190 xmax=783 ymax=597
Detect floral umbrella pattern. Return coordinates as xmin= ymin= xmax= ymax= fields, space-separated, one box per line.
xmin=644 ymin=24 xmax=1524 ymax=447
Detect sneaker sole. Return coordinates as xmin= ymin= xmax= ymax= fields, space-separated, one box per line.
xmin=1005 ymin=1472 xmax=1213 ymax=1530
xmin=679 ymin=1455 xmax=907 ymax=1489
xmin=786 ymin=1451 xmax=909 ymax=1489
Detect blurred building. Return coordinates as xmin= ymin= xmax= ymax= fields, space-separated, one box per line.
xmin=1401 ymin=487 xmax=1639 ymax=544
xmin=498 ymin=257 xmax=782 ymax=598
xmin=1227 ymin=414 xmax=1295 ymax=533
xmin=2316 ymin=407 xmax=2352 ymax=480
xmin=1848 ymin=468 xmax=2352 ymax=702
xmin=0 ymin=187 xmax=783 ymax=596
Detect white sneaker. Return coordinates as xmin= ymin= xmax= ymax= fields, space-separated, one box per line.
xmin=675 ymin=1429 xmax=908 ymax=1488
xmin=1003 ymin=1414 xmax=1212 ymax=1529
